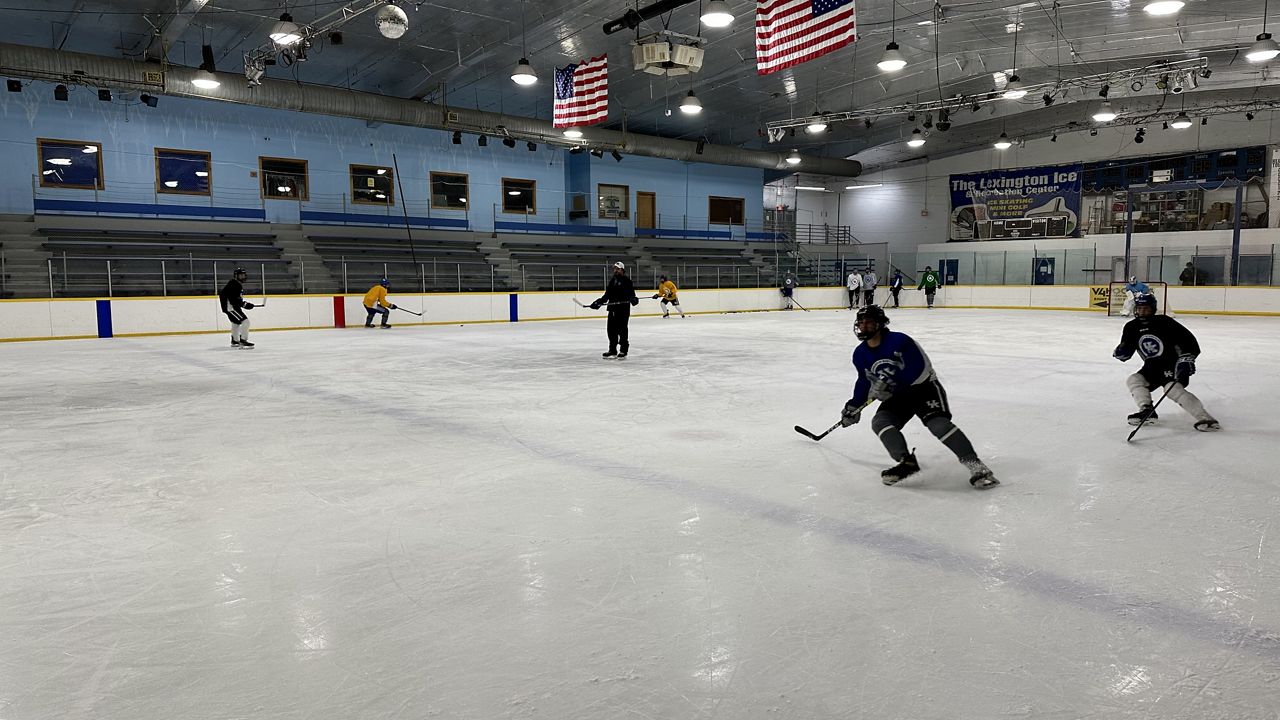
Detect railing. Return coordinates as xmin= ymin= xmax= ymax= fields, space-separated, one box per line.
xmin=46 ymin=257 xmax=296 ymax=298
xmin=337 ymin=259 xmax=498 ymax=293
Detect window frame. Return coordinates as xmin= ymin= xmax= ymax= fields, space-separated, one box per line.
xmin=501 ymin=177 xmax=537 ymax=215
xmin=708 ymin=195 xmax=746 ymax=226
xmin=38 ymin=138 xmax=104 ymax=190
xmin=258 ymin=156 xmax=310 ymax=201
xmin=349 ymin=164 xmax=395 ymax=206
xmin=430 ymin=171 xmax=470 ymax=210
xmin=154 ymin=147 xmax=212 ymax=196
xmin=597 ymin=183 xmax=630 ymax=220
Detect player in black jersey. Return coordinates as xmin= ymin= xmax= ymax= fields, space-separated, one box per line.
xmin=219 ymin=267 xmax=257 ymax=348
xmin=1113 ymin=293 xmax=1219 ymax=431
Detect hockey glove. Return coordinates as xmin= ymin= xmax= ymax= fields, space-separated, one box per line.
xmin=389 ymin=304 xmax=398 ymax=310
xmin=869 ymin=374 xmax=897 ymax=401
xmin=631 ymin=297 xmax=639 ymax=306
xmin=1113 ymin=344 xmax=1133 ymax=361
xmin=840 ymin=399 xmax=863 ymax=427
xmin=652 ymin=294 xmax=660 ymax=300
xmin=590 ymin=301 xmax=602 ymax=310
xmin=242 ymin=302 xmax=255 ymax=310
xmin=1175 ymin=355 xmax=1196 ymax=387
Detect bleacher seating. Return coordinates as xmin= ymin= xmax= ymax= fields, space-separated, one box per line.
xmin=306 ymin=231 xmax=494 ymax=292
xmin=501 ymin=236 xmax=639 ymax=290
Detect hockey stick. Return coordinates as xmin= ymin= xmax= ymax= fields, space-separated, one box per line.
xmin=395 ymin=307 xmax=423 ymax=317
xmin=791 ymin=297 xmax=810 ymax=312
xmin=795 ymin=398 xmax=874 ymax=441
xmin=1126 ymin=384 xmax=1174 ymax=442
xmin=573 ymin=298 xmax=634 ymax=308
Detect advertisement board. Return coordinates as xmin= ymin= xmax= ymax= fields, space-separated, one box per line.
xmin=950 ymin=164 xmax=1083 ymax=241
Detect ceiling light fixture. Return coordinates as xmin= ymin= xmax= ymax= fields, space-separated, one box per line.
xmin=806 ymin=116 xmax=829 ymax=133
xmin=451 ymin=131 xmax=462 ymax=144
xmin=1092 ymin=102 xmax=1118 ymax=122
xmin=844 ymin=183 xmax=884 ymax=190
xmin=993 ymin=132 xmax=1013 ymax=150
xmin=277 ymin=185 xmax=291 ymax=193
xmin=795 ymin=186 xmax=828 ymax=191
xmin=54 ymin=84 xmax=68 ymax=101
xmin=1143 ymin=0 xmax=1185 ymax=15
xmin=785 ymin=149 xmax=802 ymax=165
xmin=1170 ymin=112 xmax=1192 ymax=129
xmin=164 ymin=180 xmax=179 ymax=188
xmin=701 ymin=0 xmax=734 ymax=28
xmin=376 ymin=168 xmax=387 ymax=175
xmin=97 ymin=88 xmax=111 ymax=101
xmin=508 ymin=190 xmax=521 ymax=196
xmin=375 ymin=4 xmax=409 ymax=39
xmin=611 ymin=149 xmax=623 ymax=162
xmin=679 ymin=89 xmax=703 ymax=114
xmin=878 ymin=0 xmax=906 ymax=72
xmin=527 ymin=142 xmax=537 ymax=151
xmin=511 ymin=1 xmax=537 ymax=85
xmin=269 ymin=12 xmax=303 ymax=46
xmin=563 ymin=128 xmax=583 ymax=139
xmin=1003 ymin=75 xmax=1027 ymax=100
xmin=193 ymin=44 xmax=220 ymax=89
xmin=502 ymin=137 xmax=517 ymax=148
xmin=907 ymin=128 xmax=926 ymax=147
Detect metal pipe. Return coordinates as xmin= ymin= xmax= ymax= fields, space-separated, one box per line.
xmin=602 ymin=0 xmax=696 ymax=34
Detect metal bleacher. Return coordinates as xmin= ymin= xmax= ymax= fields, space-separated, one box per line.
xmin=304 ymin=225 xmax=496 ymax=292
xmin=501 ymin=235 xmax=640 ymax=290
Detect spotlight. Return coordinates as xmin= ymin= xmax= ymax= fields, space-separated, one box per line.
xmin=477 ymin=135 xmax=487 ymax=147
xmin=1130 ymin=80 xmax=1144 ymax=92
xmin=971 ymin=102 xmax=982 ymax=112
xmin=907 ymin=113 xmax=916 ymax=122
xmin=1162 ymin=121 xmax=1169 ymax=130
xmin=270 ymin=12 xmax=303 ymax=46
xmin=6 ymin=79 xmax=20 ymax=92
xmin=1050 ymin=134 xmax=1058 ymax=142
xmin=140 ymin=93 xmax=158 ymax=107
xmin=329 ymin=31 xmax=343 ymax=45
xmin=993 ymin=132 xmax=1012 ymax=150
xmin=590 ymin=148 xmax=604 ymax=158
xmin=611 ymin=149 xmax=623 ymax=162
xmin=1155 ymin=74 xmax=1170 ymax=90
xmin=527 ymin=142 xmax=536 ymax=151
xmin=1171 ymin=78 xmax=1184 ymax=94
xmin=785 ymin=149 xmax=801 ymax=165
xmin=451 ymin=131 xmax=462 ymax=144
xmin=97 ymin=88 xmax=111 ymax=101
xmin=502 ymin=137 xmax=516 ymax=148
xmin=1247 ymin=112 xmax=1255 ymax=120
xmin=864 ymin=118 xmax=873 ymax=129
xmin=1201 ymin=117 xmax=1208 ymax=125
xmin=1134 ymin=128 xmax=1146 ymax=143
xmin=907 ymin=128 xmax=926 ymax=147
xmin=54 ymin=84 xmax=68 ymax=101
xmin=695 ymin=137 xmax=706 ymax=155
xmin=1200 ymin=68 xmax=1212 ymax=79
xmin=922 ymin=113 xmax=933 ymax=129
xmin=936 ymin=120 xmax=951 ymax=132
xmin=1099 ymin=84 xmax=1110 ymax=98
xmin=569 ymin=146 xmax=583 ymax=154
xmin=1042 ymin=93 xmax=1055 ymax=107
xmin=1090 ymin=128 xmax=1098 ymax=136
xmin=1092 ymin=102 xmax=1117 ymax=122
xmin=1170 ymin=112 xmax=1192 ymax=129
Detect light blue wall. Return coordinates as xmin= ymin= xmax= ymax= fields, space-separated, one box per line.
xmin=0 ymin=88 xmax=764 ymax=232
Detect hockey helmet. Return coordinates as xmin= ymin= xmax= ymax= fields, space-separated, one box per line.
xmin=659 ymin=274 xmax=668 ymax=281
xmin=1129 ymin=275 xmax=1137 ymax=283
xmin=1133 ymin=292 xmax=1158 ymax=314
xmin=613 ymin=261 xmax=625 ymax=270
xmin=854 ymin=304 xmax=890 ymax=340
xmin=380 ymin=278 xmax=390 ymax=287
xmin=233 ymin=267 xmax=248 ymax=279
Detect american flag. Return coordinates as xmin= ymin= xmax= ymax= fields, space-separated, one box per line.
xmin=756 ymin=0 xmax=857 ymax=76
xmin=553 ymin=55 xmax=609 ymax=128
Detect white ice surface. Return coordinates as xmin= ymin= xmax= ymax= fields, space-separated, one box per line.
xmin=2 ymin=309 xmax=1280 ymax=720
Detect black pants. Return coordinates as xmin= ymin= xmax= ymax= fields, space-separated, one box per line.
xmin=365 ymin=306 xmax=389 ymax=326
xmin=864 ymin=289 xmax=875 ymax=306
xmin=890 ymin=288 xmax=901 ymax=307
xmin=607 ymin=308 xmax=630 ymax=352
xmin=847 ymin=289 xmax=858 ymax=308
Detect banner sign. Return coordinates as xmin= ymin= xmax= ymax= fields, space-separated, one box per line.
xmin=949 ymin=164 xmax=1082 ymax=241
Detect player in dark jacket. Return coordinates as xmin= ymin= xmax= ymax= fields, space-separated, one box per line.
xmin=839 ymin=305 xmax=998 ymax=488
xmin=1114 ymin=293 xmax=1219 ymax=430
xmin=218 ymin=267 xmax=257 ymax=348
xmin=591 ymin=261 xmax=639 ymax=358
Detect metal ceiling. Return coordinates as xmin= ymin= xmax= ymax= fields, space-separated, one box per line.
xmin=1 ymin=0 xmax=1276 ymax=172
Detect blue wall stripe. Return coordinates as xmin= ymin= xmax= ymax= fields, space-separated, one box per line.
xmin=95 ymin=300 xmax=113 ymax=338
xmin=493 ymin=221 xmax=619 ymax=235
xmin=300 ymin=210 xmax=469 ymax=229
xmin=509 ymin=293 xmax=518 ymax=323
xmin=34 ymin=199 xmax=266 ymax=220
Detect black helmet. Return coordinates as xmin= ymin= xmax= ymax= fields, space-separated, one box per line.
xmin=233 ymin=267 xmax=247 ymax=278
xmin=854 ymin=304 xmax=889 ymax=340
xmin=1133 ymin=292 xmax=1158 ymax=311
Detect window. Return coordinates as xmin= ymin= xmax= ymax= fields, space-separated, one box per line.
xmin=259 ymin=156 xmax=308 ymax=200
xmin=501 ymin=178 xmax=536 ymax=214
xmin=38 ymin=138 xmax=103 ymax=189
xmin=709 ymin=196 xmax=746 ymax=225
xmin=155 ymin=148 xmax=211 ymax=195
xmin=431 ymin=172 xmax=469 ymax=210
xmin=350 ymin=164 xmax=394 ymax=205
xmin=597 ymin=183 xmax=629 ymax=219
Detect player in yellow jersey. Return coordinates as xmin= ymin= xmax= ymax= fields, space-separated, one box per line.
xmin=362 ymin=279 xmax=397 ymax=328
xmin=651 ymin=274 xmax=685 ymax=318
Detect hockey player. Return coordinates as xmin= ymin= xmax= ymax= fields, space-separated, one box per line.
xmin=781 ymin=271 xmax=798 ymax=309
xmin=591 ymin=261 xmax=639 ymax=357
xmin=917 ymin=266 xmax=941 ymax=308
xmin=845 ymin=270 xmax=862 ymax=309
xmin=1120 ymin=276 xmax=1151 ymax=317
xmin=363 ymin=278 xmax=397 ymax=328
xmin=651 ymin=275 xmax=685 ymax=318
xmin=862 ymin=269 xmax=878 ymax=307
xmin=840 ymin=305 xmax=998 ymax=489
xmin=219 ymin=267 xmax=257 ymax=348
xmin=889 ymin=271 xmax=904 ymax=308
xmin=1114 ymin=293 xmax=1220 ymax=431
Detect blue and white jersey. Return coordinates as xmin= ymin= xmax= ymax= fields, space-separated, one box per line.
xmin=850 ymin=330 xmax=936 ymax=405
xmin=1124 ymin=281 xmax=1151 ymax=295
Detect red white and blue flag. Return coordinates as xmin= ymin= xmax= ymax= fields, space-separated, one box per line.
xmin=553 ymin=54 xmax=609 ymax=128
xmin=756 ymin=0 xmax=857 ymax=76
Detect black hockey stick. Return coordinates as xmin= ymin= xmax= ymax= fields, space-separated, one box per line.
xmin=795 ymin=398 xmax=874 ymax=441
xmin=791 ymin=297 xmax=810 ymax=312
xmin=395 ymin=307 xmax=423 ymax=317
xmin=573 ymin=298 xmax=634 ymax=308
xmin=1126 ymin=384 xmax=1174 ymax=442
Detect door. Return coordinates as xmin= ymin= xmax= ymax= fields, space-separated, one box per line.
xmin=1034 ymin=256 xmax=1056 ymax=285
xmin=938 ymin=259 xmax=959 ymax=286
xmin=637 ymin=191 xmax=656 ymax=229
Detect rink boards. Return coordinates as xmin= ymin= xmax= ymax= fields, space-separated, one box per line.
xmin=2 ymin=284 xmax=1279 ymax=342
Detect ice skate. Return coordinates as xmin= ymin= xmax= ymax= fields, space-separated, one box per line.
xmin=1194 ymin=419 xmax=1221 ymax=432
xmin=239 ymin=340 xmax=255 ymax=349
xmin=617 ymin=351 xmax=627 ymax=359
xmin=881 ymin=453 xmax=920 ymax=486
xmin=1127 ymin=408 xmax=1158 ymax=426
xmin=231 ymin=339 xmax=241 ymax=347
xmin=602 ymin=350 xmax=618 ymax=358
xmin=963 ymin=459 xmax=1000 ymax=490
xmin=380 ymin=324 xmax=391 ymax=329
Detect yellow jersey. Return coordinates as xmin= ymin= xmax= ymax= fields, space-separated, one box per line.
xmin=657 ymin=280 xmax=678 ymax=300
xmin=363 ymin=285 xmax=390 ymax=308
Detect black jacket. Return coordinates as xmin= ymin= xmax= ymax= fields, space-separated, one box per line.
xmin=219 ymin=279 xmax=252 ymax=313
xmin=596 ymin=274 xmax=637 ymax=313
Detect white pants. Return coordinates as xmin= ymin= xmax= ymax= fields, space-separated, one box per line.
xmin=1122 ymin=294 xmax=1136 ymax=316
xmin=1126 ymin=373 xmax=1214 ymax=421
xmin=232 ymin=316 xmax=250 ymax=342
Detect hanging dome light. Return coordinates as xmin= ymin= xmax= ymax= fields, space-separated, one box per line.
xmin=679 ymin=90 xmax=703 ymax=114
xmin=1248 ymin=32 xmax=1280 ymax=62
xmin=511 ymin=58 xmax=537 ymax=86
xmin=701 ymin=0 xmax=734 ymax=28
xmin=1002 ymin=74 xmax=1027 ymax=100
xmin=805 ymin=116 xmax=828 ymax=133
xmin=1170 ymin=112 xmax=1193 ymax=129
xmin=375 ymin=4 xmax=409 ymax=39
xmin=192 ymin=69 xmax=220 ymax=89
xmin=878 ymin=42 xmax=907 ymax=72
xmin=907 ymin=128 xmax=926 ymax=147
xmin=1092 ymin=102 xmax=1118 ymax=122
xmin=785 ymin=149 xmax=802 ymax=165
xmin=993 ymin=132 xmax=1013 ymax=150
xmin=562 ymin=128 xmax=583 ymax=139
xmin=1143 ymin=0 xmax=1184 ymax=14
xmin=269 ymin=12 xmax=303 ymax=45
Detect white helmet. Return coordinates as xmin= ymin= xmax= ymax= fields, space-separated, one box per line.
xmin=613 ymin=261 xmax=625 ymax=270
xmin=1129 ymin=275 xmax=1137 ymax=282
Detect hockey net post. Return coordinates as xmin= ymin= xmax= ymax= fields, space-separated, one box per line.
xmin=1107 ymin=281 xmax=1169 ymax=316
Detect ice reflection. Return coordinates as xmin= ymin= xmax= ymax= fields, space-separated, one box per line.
xmin=693 ymin=645 xmax=737 ymax=687
xmin=1109 ymin=664 xmax=1151 ymax=696
xmin=679 ymin=505 xmax=700 ymax=536
xmin=518 ymin=550 xmax=546 ymax=607
xmin=293 ymin=606 xmax=329 ymax=652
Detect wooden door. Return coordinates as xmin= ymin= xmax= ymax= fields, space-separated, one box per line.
xmin=636 ymin=191 xmax=656 ymax=229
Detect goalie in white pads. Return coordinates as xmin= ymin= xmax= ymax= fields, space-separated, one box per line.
xmin=839 ymin=305 xmax=998 ymax=489
xmin=1120 ymin=276 xmax=1151 ymax=317
xmin=1113 ymin=293 xmax=1220 ymax=431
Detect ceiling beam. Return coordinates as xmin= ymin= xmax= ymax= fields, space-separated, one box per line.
xmin=148 ymin=0 xmax=210 ymax=61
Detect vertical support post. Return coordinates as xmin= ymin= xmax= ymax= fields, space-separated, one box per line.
xmin=300 ymin=257 xmax=306 ymax=293
xmin=261 ymin=263 xmax=266 ymax=302
xmin=342 ymin=259 xmax=348 ymax=294
xmin=1231 ymin=182 xmax=1244 ymax=286
xmin=213 ymin=262 xmax=219 ymax=296
xmin=522 ymin=265 xmax=526 ymax=291
xmin=383 ymin=262 xmax=388 ymax=281
xmin=1002 ymin=251 xmax=1007 ymax=285
xmin=48 ymin=258 xmax=54 ymax=298
xmin=161 ymin=259 xmax=167 ymax=296
xmin=551 ymin=267 xmax=556 ymax=292
xmin=457 ymin=263 xmax=461 ymax=292
xmin=577 ymin=266 xmax=581 ymax=291
xmin=106 ymin=260 xmax=112 ymax=296
xmin=1123 ymin=187 xmax=1135 ymax=280
xmin=421 ymin=263 xmax=427 ymax=293
xmin=490 ymin=264 xmax=495 ymax=292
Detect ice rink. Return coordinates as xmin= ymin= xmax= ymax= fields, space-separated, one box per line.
xmin=3 ymin=307 xmax=1279 ymax=719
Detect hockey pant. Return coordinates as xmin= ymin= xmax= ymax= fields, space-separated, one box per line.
xmin=925 ymin=289 xmax=936 ymax=307
xmin=660 ymin=298 xmax=684 ymax=317
xmin=870 ymin=380 xmax=980 ymax=465
xmin=607 ymin=308 xmax=630 ymax=353
xmin=224 ymin=309 xmax=250 ymax=342
xmin=847 ymin=289 xmax=860 ymax=308
xmin=1126 ymin=372 xmax=1214 ymax=421
xmin=782 ymin=287 xmax=794 ymax=308
xmin=890 ymin=288 xmax=902 ymax=307
xmin=1122 ymin=295 xmax=1136 ymax=316
xmin=365 ymin=305 xmax=390 ymax=326
xmin=864 ymin=289 xmax=875 ymax=306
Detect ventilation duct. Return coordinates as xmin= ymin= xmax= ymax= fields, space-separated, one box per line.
xmin=0 ymin=43 xmax=862 ymax=177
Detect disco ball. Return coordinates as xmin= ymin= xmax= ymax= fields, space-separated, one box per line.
xmin=375 ymin=4 xmax=408 ymax=39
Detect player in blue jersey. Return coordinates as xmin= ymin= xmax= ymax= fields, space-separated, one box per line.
xmin=1114 ymin=293 xmax=1220 ymax=430
xmin=1120 ymin=276 xmax=1151 ymax=316
xmin=839 ymin=305 xmax=999 ymax=489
